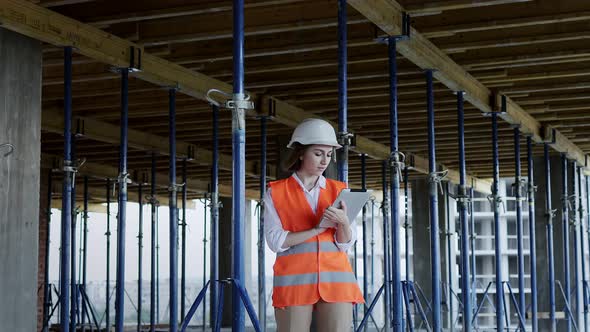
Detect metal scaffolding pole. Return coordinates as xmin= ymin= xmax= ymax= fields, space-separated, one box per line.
xmin=469 ymin=186 xmax=476 ymax=316
xmin=404 ymin=166 xmax=410 ymax=282
xmin=456 ymin=91 xmax=472 ymax=332
xmin=232 ymin=0 xmax=248 ymax=329
xmin=59 ymin=45 xmax=73 ymax=332
xmin=69 ymin=136 xmax=77 ymax=332
xmin=42 ymin=169 xmax=53 ymax=332
xmin=181 ymin=158 xmax=187 ymax=321
xmin=82 ymin=176 xmax=89 ymax=327
xmin=361 ymin=153 xmax=369 ymax=332
xmin=106 ymin=178 xmax=112 ymax=331
xmin=562 ymin=154 xmax=572 ymax=332
xmin=150 ymin=153 xmax=157 ymax=332
xmin=337 ymin=0 xmax=348 ymax=183
xmin=210 ymin=104 xmax=220 ymax=331
xmin=527 ymin=136 xmax=539 ymax=332
xmin=544 ymin=143 xmax=557 ymax=332
xmin=572 ymin=161 xmax=583 ymax=330
xmin=388 ymin=36 xmax=403 ymax=332
xmin=514 ymin=127 xmax=526 ymax=331
xmin=138 ymin=183 xmax=144 ymax=332
xmin=169 ymin=88 xmax=179 ymax=332
xmin=577 ymin=165 xmax=588 ymax=331
xmin=490 ymin=109 xmax=504 ymax=332
xmin=382 ymin=161 xmax=391 ymax=328
xmin=425 ymin=69 xmax=442 ymax=331
xmin=258 ymin=116 xmax=267 ymax=332
xmin=115 ymin=68 xmax=130 ymax=332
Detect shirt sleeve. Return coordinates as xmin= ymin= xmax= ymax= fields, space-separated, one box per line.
xmin=263 ymin=188 xmax=290 ymax=253
xmin=334 ymin=219 xmax=357 ymax=252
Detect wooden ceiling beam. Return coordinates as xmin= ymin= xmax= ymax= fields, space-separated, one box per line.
xmin=347 ymin=0 xmax=589 ymax=174
xmin=405 ymin=0 xmax=533 ymax=16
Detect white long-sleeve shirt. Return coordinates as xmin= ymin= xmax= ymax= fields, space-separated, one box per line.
xmin=264 ymin=173 xmax=356 ymax=253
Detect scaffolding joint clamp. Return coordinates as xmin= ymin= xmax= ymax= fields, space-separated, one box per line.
xmin=487 ymin=194 xmax=505 ymax=212
xmin=168 ymin=182 xmax=185 ymax=192
xmin=428 ymin=169 xmax=448 ymax=195
xmin=546 ymin=209 xmax=557 ymax=223
xmin=338 ymin=131 xmax=355 ymax=148
xmin=117 ymin=172 xmax=132 ymax=184
xmin=128 ymin=46 xmax=142 ymax=72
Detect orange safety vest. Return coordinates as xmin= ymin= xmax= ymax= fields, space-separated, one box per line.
xmin=268 ymin=176 xmax=365 ymax=308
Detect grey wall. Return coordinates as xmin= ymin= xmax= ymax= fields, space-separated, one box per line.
xmin=0 ymin=28 xmax=42 ymax=331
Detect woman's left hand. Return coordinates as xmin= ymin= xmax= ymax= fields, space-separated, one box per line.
xmin=323 ymin=201 xmax=350 ymax=228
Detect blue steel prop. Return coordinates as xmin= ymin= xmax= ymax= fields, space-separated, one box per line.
xmin=106 ymin=178 xmax=112 ymax=330
xmin=337 ymin=0 xmax=350 ymax=183
xmin=472 ymin=282 xmax=496 ymax=325
xmin=79 ymin=285 xmax=100 ymax=329
xmin=489 ymin=104 xmax=504 ymax=331
xmin=443 ymin=184 xmax=455 ymax=332
xmin=149 ymin=153 xmax=157 ymax=332
xmin=456 ymin=90 xmax=472 ymax=331
xmin=544 ymin=143 xmax=557 ymax=331
xmin=562 ymin=154 xmax=572 ymax=332
xmin=388 ymin=36 xmax=404 ymax=332
xmin=81 ymin=176 xmax=89 ymax=328
xmin=138 ymin=182 xmax=144 ymax=332
xmin=504 ymin=282 xmax=527 ymax=329
xmin=425 ymin=69 xmax=442 ymax=331
xmin=180 ymin=279 xmax=261 ymax=332
xmin=361 ymin=153 xmax=369 ymax=332
xmin=232 ymin=0 xmax=249 ymax=329
xmin=382 ymin=161 xmax=392 ymax=327
xmin=201 ymin=196 xmax=208 ymax=332
xmin=587 ymin=174 xmax=590 ymax=315
xmin=404 ymin=166 xmax=410 ymax=281
xmin=571 ymin=161 xmax=582 ymax=330
xmin=527 ymin=136 xmax=539 ymax=332
xmin=181 ymin=158 xmax=188 ymax=321
xmin=115 ymin=68 xmax=130 ymax=332
xmin=577 ymin=165 xmax=588 ymax=330
xmin=402 ymin=281 xmax=433 ymax=332
xmin=469 ymin=186 xmax=477 ymax=321
xmin=258 ymin=116 xmax=268 ymax=332
xmin=169 ymin=88 xmax=180 ymax=332
xmin=42 ymin=169 xmax=53 ymax=332
xmin=210 ymin=104 xmax=220 ymax=330
xmin=59 ymin=45 xmax=73 ymax=332
xmin=513 ymin=127 xmax=526 ymax=331
xmin=370 ymin=198 xmax=376 ymax=299
xmin=356 ymin=285 xmax=385 ymax=332
xmin=69 ymin=136 xmax=77 ymax=332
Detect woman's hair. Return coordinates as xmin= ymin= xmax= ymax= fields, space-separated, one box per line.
xmin=282 ymin=142 xmax=308 ymax=173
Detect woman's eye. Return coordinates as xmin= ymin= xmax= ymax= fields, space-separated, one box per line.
xmin=315 ymin=153 xmax=322 ymax=157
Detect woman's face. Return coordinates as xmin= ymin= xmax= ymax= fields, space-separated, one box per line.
xmin=300 ymin=145 xmax=333 ymax=176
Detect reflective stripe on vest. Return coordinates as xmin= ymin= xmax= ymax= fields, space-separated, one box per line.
xmin=274 ymin=271 xmax=358 ymax=287
xmin=276 ymin=241 xmax=339 ymax=257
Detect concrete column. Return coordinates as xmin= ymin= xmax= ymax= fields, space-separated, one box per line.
xmin=533 ymin=155 xmax=567 ymax=330
xmin=0 ymin=28 xmax=42 ymax=332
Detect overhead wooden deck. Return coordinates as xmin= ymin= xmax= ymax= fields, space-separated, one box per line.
xmin=2 ymin=0 xmax=589 ymax=203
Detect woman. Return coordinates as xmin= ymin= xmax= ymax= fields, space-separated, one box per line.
xmin=264 ymin=118 xmax=364 ymax=332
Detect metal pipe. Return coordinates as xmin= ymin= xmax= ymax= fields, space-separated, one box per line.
xmin=150 ymin=153 xmax=157 ymax=332
xmin=181 ymin=158 xmax=187 ymax=321
xmin=115 ymin=68 xmax=129 ymax=332
xmin=337 ymin=0 xmax=348 ymax=183
xmin=444 ymin=183 xmax=454 ymax=332
xmin=169 ymin=88 xmax=179 ymax=332
xmin=69 ymin=137 xmax=77 ymax=332
xmin=371 ymin=198 xmax=375 ymax=298
xmin=361 ymin=153 xmax=368 ymax=332
xmin=513 ymin=127 xmax=526 ymax=331
xmin=388 ymin=36 xmax=403 ymax=332
xmin=491 ymin=111 xmax=504 ymax=332
xmin=562 ymin=154 xmax=572 ymax=332
xmin=42 ymin=169 xmax=53 ymax=332
xmin=232 ymin=0 xmax=247 ymax=329
xmin=577 ymin=165 xmax=588 ymax=331
xmin=210 ymin=105 xmax=220 ymax=330
xmin=382 ymin=161 xmax=391 ymax=328
xmin=202 ymin=197 xmax=207 ymax=332
xmin=138 ymin=183 xmax=143 ymax=332
xmin=572 ymin=161 xmax=583 ymax=330
xmin=59 ymin=45 xmax=73 ymax=332
xmin=544 ymin=143 xmax=557 ymax=332
xmin=258 ymin=116 xmax=267 ymax=331
xmin=106 ymin=178 xmax=112 ymax=331
xmin=426 ymin=69 xmax=442 ymax=331
xmin=527 ymin=136 xmax=539 ymax=332
xmin=469 ymin=186 xmax=476 ymax=317
xmin=456 ymin=91 xmax=472 ymax=332
xmin=82 ymin=176 xmax=89 ymax=327
xmin=404 ymin=166 xmax=410 ymax=282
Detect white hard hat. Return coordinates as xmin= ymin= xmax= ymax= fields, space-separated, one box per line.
xmin=287 ymin=118 xmax=342 ymax=149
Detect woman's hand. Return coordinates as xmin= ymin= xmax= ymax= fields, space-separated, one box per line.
xmin=323 ymin=201 xmax=350 ymax=227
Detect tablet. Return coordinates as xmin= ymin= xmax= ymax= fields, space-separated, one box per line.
xmin=318 ymin=189 xmax=373 ymax=228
